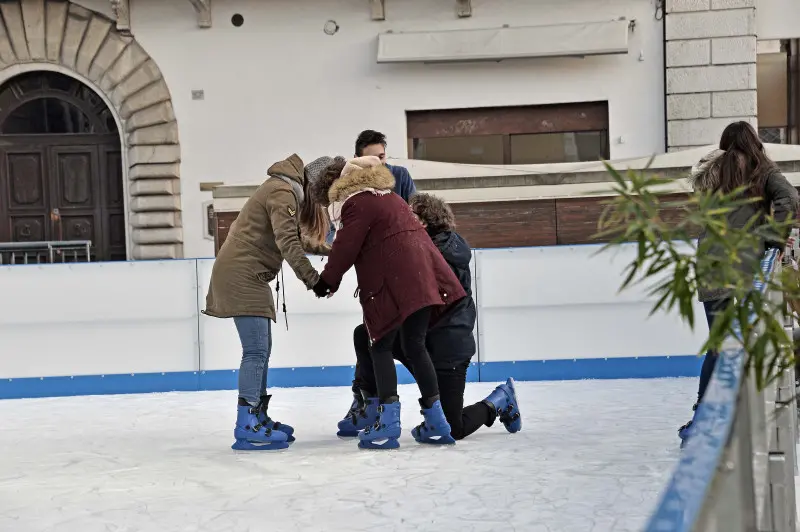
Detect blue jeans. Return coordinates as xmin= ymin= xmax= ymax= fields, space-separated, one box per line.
xmin=697 ymin=298 xmax=732 ymax=402
xmin=233 ymin=316 xmax=272 ymax=406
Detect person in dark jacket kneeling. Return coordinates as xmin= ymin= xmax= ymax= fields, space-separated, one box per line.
xmin=339 ymin=193 xmax=523 ymax=441
xmin=311 ymin=157 xmax=466 ymax=450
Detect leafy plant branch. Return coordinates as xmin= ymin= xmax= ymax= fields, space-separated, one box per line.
xmin=594 ymin=162 xmax=796 ymax=390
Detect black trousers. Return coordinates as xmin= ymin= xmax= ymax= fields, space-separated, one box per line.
xmin=369 ymin=307 xmax=440 ymax=402
xmin=354 ymin=323 xmax=495 ymax=440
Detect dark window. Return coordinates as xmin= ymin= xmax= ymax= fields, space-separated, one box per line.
xmin=412 ymin=135 xmax=505 ymax=165
xmin=2 ymin=98 xmax=97 ymax=134
xmin=757 ymin=43 xmax=789 ymax=144
xmin=407 ymin=102 xmax=610 ymax=165
xmin=509 ymin=131 xmax=608 ymax=164
xmin=759 ymin=127 xmax=786 ymax=144
xmin=0 ymin=71 xmax=117 ymax=135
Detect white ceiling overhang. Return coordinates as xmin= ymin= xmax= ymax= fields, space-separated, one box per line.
xmin=377 ymin=19 xmax=631 ymax=64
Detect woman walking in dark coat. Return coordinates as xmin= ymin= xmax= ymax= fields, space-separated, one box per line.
xmin=338 ymin=193 xmax=522 ymax=441
xmin=678 ymin=121 xmax=798 ymax=448
xmin=312 ymin=156 xmax=467 ymax=450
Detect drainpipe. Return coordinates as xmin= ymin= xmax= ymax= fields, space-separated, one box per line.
xmin=659 ymin=0 xmax=668 ymax=152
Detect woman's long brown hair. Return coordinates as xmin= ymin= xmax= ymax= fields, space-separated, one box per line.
xmin=299 ymin=178 xmax=330 ymax=246
xmin=714 ymin=121 xmax=777 ymax=199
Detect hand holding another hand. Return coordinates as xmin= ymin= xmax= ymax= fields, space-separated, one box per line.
xmin=312 ymin=277 xmax=333 ymax=298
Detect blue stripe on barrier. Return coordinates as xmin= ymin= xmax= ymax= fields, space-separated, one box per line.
xmin=481 ymin=356 xmax=702 ymax=382
xmin=0 ymin=355 xmax=698 ymax=400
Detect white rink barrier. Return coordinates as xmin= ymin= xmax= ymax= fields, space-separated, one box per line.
xmin=0 ymin=243 xmax=707 ymax=399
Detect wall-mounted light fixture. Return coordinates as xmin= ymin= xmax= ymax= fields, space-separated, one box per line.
xmin=324 ymin=20 xmax=339 ymax=35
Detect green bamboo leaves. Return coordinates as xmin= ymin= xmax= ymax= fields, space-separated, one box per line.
xmin=594 ymin=162 xmax=795 ymax=390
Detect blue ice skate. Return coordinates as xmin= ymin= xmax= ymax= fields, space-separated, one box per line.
xmin=483 ymin=378 xmax=522 ymax=433
xmin=232 ymin=404 xmax=290 ymax=451
xmin=358 ymin=400 xmax=401 ymax=450
xmin=337 ymin=394 xmax=380 ymax=438
xmin=678 ymin=420 xmax=693 ymax=449
xmin=411 ymin=399 xmax=455 ymax=445
xmin=678 ymin=404 xmax=698 ymax=449
xmin=257 ymin=394 xmax=295 ymax=443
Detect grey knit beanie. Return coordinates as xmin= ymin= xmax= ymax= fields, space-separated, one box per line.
xmin=304 ymin=155 xmax=345 ymax=185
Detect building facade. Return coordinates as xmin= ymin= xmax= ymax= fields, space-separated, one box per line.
xmin=0 ymin=0 xmax=796 ymax=261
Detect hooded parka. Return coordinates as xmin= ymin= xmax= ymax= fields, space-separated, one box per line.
xmin=204 ymin=154 xmax=320 ymax=320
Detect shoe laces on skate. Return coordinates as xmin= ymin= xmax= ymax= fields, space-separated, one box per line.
xmin=363 ymin=405 xmax=388 ymax=434
xmin=255 ymin=404 xmax=279 ymax=434
xmin=347 ymin=407 xmax=366 ymax=425
xmin=364 ymin=419 xmax=383 ymax=435
xmin=498 ymin=404 xmax=520 ymax=423
xmin=245 ymin=406 xmax=274 ymax=436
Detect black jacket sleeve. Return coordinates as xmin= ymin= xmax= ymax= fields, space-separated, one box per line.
xmin=764 ymin=170 xmax=799 ymax=248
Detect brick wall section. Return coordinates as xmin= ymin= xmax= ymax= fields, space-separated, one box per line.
xmin=212 ymin=195 xmax=698 ymax=251
xmin=214 ymin=184 xmax=800 ymax=252
xmin=665 ymin=0 xmax=757 ymax=151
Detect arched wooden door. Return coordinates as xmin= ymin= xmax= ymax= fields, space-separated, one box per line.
xmin=0 ymin=71 xmax=125 ymax=261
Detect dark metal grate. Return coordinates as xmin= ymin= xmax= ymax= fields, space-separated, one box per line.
xmin=0 ymin=240 xmax=92 ymax=265
xmin=758 ymin=127 xmax=787 ymax=144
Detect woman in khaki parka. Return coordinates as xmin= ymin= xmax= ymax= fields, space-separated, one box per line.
xmin=204 ymin=154 xmax=340 ymax=451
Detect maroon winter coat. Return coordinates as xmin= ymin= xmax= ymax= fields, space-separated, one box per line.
xmin=320 ymin=163 xmax=466 ymax=344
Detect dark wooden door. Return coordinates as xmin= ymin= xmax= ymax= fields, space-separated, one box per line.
xmin=0 ymin=71 xmax=124 ymax=261
xmin=0 ymin=136 xmax=123 ymax=261
xmin=0 ymin=144 xmax=48 ymax=244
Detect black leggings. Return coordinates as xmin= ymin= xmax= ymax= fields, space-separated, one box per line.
xmin=354 ymin=323 xmax=495 ymax=439
xmin=369 ymin=307 xmax=440 ymax=402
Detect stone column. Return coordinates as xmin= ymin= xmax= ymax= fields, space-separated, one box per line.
xmin=665 ymin=0 xmax=757 ymax=151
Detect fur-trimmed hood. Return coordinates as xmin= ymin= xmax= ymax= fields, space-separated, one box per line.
xmin=328 ymin=162 xmax=396 ymax=204
xmin=689 ymin=149 xmax=724 ymax=192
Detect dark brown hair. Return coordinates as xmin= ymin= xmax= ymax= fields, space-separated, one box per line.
xmin=714 ymin=121 xmax=778 ymax=198
xmin=409 ymin=193 xmax=456 ymax=235
xmin=355 ymin=130 xmax=386 ymax=157
xmin=310 ymin=159 xmax=347 ymax=208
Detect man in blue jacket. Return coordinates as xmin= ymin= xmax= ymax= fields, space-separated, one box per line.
xmin=354 ymin=129 xmax=416 ymax=201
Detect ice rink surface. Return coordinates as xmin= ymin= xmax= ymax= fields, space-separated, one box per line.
xmin=0 ymin=377 xmax=697 ymax=532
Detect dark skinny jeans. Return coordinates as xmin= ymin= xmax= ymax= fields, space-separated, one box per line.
xmin=697 ymin=297 xmax=733 ymax=403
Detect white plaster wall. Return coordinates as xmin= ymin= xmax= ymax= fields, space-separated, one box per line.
xmin=757 ymin=0 xmax=800 ymax=40
xmin=118 ymin=0 xmax=665 ymax=258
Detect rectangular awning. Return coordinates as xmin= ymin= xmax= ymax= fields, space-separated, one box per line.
xmin=376 ymin=19 xmax=630 ymax=64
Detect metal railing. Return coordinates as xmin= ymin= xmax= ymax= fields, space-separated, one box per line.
xmin=644 ymin=248 xmax=799 ymax=532
xmin=0 ymin=241 xmax=92 ymax=265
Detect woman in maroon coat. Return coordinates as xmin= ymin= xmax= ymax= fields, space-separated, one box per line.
xmin=312 ymin=156 xmax=466 ymax=450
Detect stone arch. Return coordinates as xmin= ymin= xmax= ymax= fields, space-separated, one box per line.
xmin=0 ymin=0 xmax=181 ymax=259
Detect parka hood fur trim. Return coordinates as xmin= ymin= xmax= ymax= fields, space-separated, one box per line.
xmin=328 ymin=164 xmax=395 ymax=204
xmin=689 ymin=149 xmax=724 ymax=192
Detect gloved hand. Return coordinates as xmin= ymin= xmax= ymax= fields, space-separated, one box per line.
xmin=312 ymin=277 xmax=333 ymax=298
